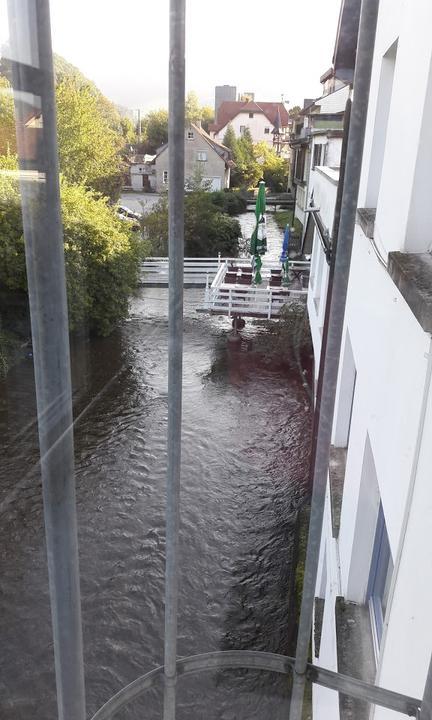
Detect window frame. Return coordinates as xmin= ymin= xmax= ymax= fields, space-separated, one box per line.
xmin=367 ymin=503 xmax=393 ymax=654
xmin=162 ymin=170 xmax=168 ymax=184
xmin=187 ymin=130 xmax=194 ymax=140
xmin=196 ymin=151 xmax=207 ymax=162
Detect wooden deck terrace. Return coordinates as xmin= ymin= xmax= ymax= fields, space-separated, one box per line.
xmin=197 ymin=258 xmax=310 ymax=320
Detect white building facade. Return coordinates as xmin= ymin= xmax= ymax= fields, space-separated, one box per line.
xmin=209 ymin=100 xmax=289 ymax=150
xmin=310 ymin=1 xmax=432 ymax=718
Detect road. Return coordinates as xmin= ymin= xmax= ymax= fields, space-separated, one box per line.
xmin=120 ymin=192 xmax=161 ymax=214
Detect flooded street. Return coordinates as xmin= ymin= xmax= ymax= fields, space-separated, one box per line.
xmin=0 ymin=213 xmax=312 ymax=720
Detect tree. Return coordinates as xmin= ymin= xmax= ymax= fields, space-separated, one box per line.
xmin=289 ymin=105 xmax=302 ymax=117
xmin=254 ymin=142 xmax=289 ymax=192
xmin=0 ymin=77 xmax=17 ymax=155
xmin=0 ymin=171 xmax=149 ymax=335
xmin=140 ymin=109 xmax=169 ymax=153
xmin=142 ymin=191 xmax=240 ymax=257
xmin=222 ymin=123 xmax=238 ymax=152
xmin=234 ymin=128 xmax=261 ymax=188
xmin=120 ymin=116 xmax=137 ymax=146
xmin=185 ymin=91 xmax=201 ymax=123
xmin=56 ymin=78 xmax=124 ymax=200
xmin=201 ymin=105 xmax=214 ymax=132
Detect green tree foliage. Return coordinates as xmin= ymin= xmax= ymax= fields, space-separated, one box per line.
xmin=120 ymin=116 xmax=137 ymax=146
xmin=185 ymin=91 xmax=201 ymax=123
xmin=56 ymin=78 xmax=124 ymax=200
xmin=140 ymin=109 xmax=169 ymax=153
xmin=254 ymin=142 xmax=289 ymax=192
xmin=289 ymin=105 xmax=302 ymax=117
xmin=0 ymin=172 xmax=148 ymax=335
xmin=185 ymin=92 xmax=214 ymax=130
xmin=201 ymin=105 xmax=214 ymax=133
xmin=142 ymin=191 xmax=240 ymax=257
xmin=0 ymin=76 xmax=17 ymax=155
xmin=222 ymin=123 xmax=238 ymax=152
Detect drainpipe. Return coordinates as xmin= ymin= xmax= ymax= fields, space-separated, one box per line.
xmin=163 ymin=1 xmax=185 ymax=720
xmin=7 ymin=1 xmax=86 ymax=718
xmin=288 ymin=1 xmax=379 ymax=719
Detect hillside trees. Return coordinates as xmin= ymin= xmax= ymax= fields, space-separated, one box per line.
xmin=56 ymin=78 xmax=124 ymax=200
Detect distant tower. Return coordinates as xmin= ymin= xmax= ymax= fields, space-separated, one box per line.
xmin=215 ymin=85 xmax=237 ymax=119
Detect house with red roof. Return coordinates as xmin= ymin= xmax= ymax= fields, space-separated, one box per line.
xmin=208 ymin=100 xmax=289 ymax=152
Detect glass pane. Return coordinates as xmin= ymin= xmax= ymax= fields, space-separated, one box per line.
xmin=0 ymin=2 xmax=430 ymax=720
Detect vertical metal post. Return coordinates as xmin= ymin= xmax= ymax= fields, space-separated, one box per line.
xmin=6 ymin=1 xmax=86 ymax=719
xmin=164 ymin=1 xmax=185 ymax=719
xmin=288 ymin=1 xmax=379 ymax=719
xmin=420 ymin=655 xmax=432 ymax=720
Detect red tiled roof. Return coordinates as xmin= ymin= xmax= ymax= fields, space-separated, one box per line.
xmin=209 ymin=100 xmax=289 ymax=134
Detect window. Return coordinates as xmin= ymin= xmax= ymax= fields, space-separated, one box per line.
xmin=239 ymin=125 xmax=246 ymax=134
xmin=364 ymin=40 xmax=397 ymax=207
xmin=313 ymin=144 xmax=323 ymax=169
xmin=196 ymin=151 xmax=207 ymax=162
xmin=249 ymin=112 xmax=254 ymax=118
xmin=367 ymin=504 xmax=393 ymax=651
xmin=294 ymin=148 xmax=306 ymax=182
xmin=187 ymin=130 xmax=194 ymax=140
xmin=264 ymin=127 xmax=270 ymax=134
xmin=163 ymin=170 xmax=168 ymax=184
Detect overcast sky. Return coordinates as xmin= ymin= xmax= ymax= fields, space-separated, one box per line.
xmin=1 ymin=0 xmax=342 ymax=113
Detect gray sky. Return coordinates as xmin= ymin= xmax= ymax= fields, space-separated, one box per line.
xmin=1 ymin=0 xmax=342 ymax=112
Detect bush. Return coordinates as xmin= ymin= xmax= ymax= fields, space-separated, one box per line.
xmin=0 ymin=173 xmax=149 ymax=335
xmin=208 ymin=190 xmax=248 ymax=216
xmin=142 ymin=191 xmax=241 ymax=257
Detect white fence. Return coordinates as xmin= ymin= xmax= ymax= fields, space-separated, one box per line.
xmin=201 ymin=259 xmax=309 ymax=319
xmin=140 ymin=255 xmax=232 ymax=286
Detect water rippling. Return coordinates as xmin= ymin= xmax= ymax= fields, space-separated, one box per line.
xmin=0 ymin=213 xmax=312 ymax=719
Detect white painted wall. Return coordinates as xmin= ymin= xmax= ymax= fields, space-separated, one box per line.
xmin=316 ymin=84 xmax=350 ymax=114
xmin=213 ymin=111 xmax=277 ymax=146
xmin=358 ymin=0 xmax=432 ymax=255
xmin=310 ymin=5 xmax=432 ymax=716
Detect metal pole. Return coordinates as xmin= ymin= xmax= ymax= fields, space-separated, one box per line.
xmin=420 ymin=655 xmax=432 ymax=720
xmin=289 ymin=1 xmax=379 ymax=718
xmin=6 ymin=1 xmax=86 ymax=719
xmin=164 ymin=1 xmax=185 ymax=719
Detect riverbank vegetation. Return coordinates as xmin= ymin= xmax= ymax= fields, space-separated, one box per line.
xmin=0 ymin=57 xmax=150 ymax=374
xmin=142 ymin=190 xmax=241 ymax=257
xmin=0 ymin=173 xmax=148 ymax=338
xmin=222 ymin=124 xmax=290 ymax=191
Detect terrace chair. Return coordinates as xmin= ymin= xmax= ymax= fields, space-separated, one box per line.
xmin=224 ymin=272 xmax=238 ymax=284
xmin=238 ymin=274 xmax=252 ymax=285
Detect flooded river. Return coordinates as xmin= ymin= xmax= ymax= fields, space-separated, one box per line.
xmin=0 ymin=213 xmax=312 ymax=720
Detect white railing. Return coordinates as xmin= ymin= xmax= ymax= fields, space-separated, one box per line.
xmin=140 ymin=255 xmax=237 ymax=285
xmin=203 ymin=284 xmax=307 ymax=319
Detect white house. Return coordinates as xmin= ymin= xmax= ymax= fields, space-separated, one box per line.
xmin=308 ymin=0 xmax=432 ymax=719
xmin=290 ymin=82 xmax=350 ymax=231
xmin=128 ymin=154 xmax=156 ymax=192
xmin=208 ymin=100 xmax=289 ymax=151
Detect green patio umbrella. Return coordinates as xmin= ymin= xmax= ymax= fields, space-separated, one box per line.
xmin=250 ymin=180 xmax=267 ymax=283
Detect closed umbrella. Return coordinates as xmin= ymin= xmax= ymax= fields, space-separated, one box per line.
xmin=250 ymin=180 xmax=267 ymax=283
xmin=280 ymin=224 xmax=290 ymax=286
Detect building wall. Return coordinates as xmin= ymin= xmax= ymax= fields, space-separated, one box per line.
xmin=155 ymin=128 xmax=228 ymax=192
xmin=215 ymin=85 xmax=236 ymax=116
xmin=310 ymin=3 xmax=432 ymax=718
xmin=358 ymin=0 xmax=432 ymax=256
xmin=213 ymin=111 xmax=277 ymax=147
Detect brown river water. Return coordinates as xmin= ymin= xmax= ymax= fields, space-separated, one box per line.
xmin=0 ymin=212 xmax=312 ymax=720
